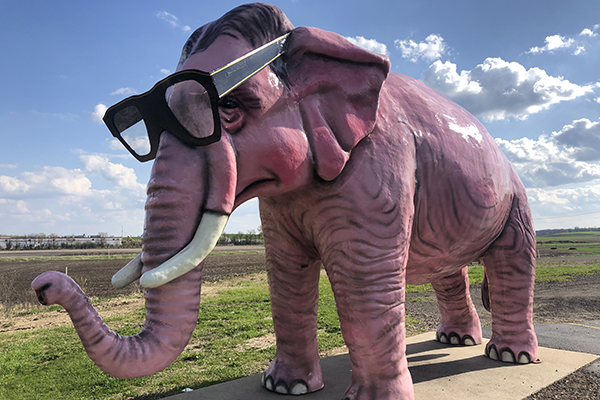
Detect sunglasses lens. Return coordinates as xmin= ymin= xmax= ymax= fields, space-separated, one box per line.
xmin=167 ymin=80 xmax=215 ymax=139
xmin=113 ymin=106 xmax=151 ymax=157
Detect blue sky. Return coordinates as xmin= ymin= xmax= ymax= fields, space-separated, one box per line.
xmin=1 ymin=0 xmax=599 ymax=236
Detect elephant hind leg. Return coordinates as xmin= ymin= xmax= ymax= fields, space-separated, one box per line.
xmin=479 ymin=196 xmax=538 ymax=364
xmin=432 ymin=266 xmax=482 ymax=346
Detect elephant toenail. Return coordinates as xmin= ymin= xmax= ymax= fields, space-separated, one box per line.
xmin=289 ymin=380 xmax=309 ymax=395
xmin=274 ymin=380 xmax=288 ymax=394
xmin=487 ymin=345 xmax=498 ymax=360
xmin=518 ymin=352 xmax=531 ymax=364
xmin=501 ymin=349 xmax=516 ymax=363
xmin=264 ymin=375 xmax=274 ymax=391
xmin=438 ymin=333 xmax=448 ymax=344
xmin=463 ymin=335 xmax=476 ymax=346
xmin=449 ymin=332 xmax=461 ymax=345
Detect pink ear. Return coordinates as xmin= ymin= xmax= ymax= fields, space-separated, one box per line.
xmin=285 ymin=27 xmax=390 ymax=181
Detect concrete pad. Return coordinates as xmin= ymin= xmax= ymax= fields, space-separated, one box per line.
xmin=165 ymin=331 xmax=598 ymax=400
xmin=409 ymin=333 xmax=597 ymax=400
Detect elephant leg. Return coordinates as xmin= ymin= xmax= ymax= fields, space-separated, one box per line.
xmin=479 ymin=199 xmax=538 ymax=364
xmin=432 ymin=266 xmax=482 ymax=346
xmin=263 ymin=253 xmax=323 ymax=395
xmin=327 ymin=257 xmax=414 ymax=400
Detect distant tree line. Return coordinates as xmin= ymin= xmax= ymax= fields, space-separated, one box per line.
xmin=121 ymin=236 xmax=143 ymax=248
xmin=1 ymin=227 xmax=265 ymax=250
xmin=217 ymin=227 xmax=264 ymax=245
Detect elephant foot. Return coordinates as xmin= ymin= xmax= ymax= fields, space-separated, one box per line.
xmin=485 ymin=331 xmax=538 ymax=364
xmin=262 ymin=356 xmax=323 ymax=395
xmin=435 ymin=322 xmax=482 ymax=346
xmin=342 ymin=375 xmax=414 ymax=400
xmin=485 ymin=329 xmax=539 ymax=364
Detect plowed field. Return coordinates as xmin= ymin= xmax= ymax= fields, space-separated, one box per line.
xmin=0 ymin=247 xmax=266 ymax=307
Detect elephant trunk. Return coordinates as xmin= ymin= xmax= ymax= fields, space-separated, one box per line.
xmin=31 ymin=268 xmax=201 ymax=378
xmin=31 ymin=132 xmax=237 ymax=378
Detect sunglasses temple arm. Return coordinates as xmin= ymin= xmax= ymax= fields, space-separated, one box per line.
xmin=210 ymin=33 xmax=290 ymax=98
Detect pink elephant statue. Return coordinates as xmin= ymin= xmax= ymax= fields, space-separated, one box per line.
xmin=32 ymin=3 xmax=538 ymax=399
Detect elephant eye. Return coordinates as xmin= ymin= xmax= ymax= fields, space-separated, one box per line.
xmin=219 ymin=98 xmax=240 ymax=110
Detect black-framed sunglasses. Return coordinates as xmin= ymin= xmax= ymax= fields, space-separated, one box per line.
xmin=103 ymin=33 xmax=290 ymax=162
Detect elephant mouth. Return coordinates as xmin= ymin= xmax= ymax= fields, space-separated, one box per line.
xmin=235 ymin=178 xmax=278 ymax=205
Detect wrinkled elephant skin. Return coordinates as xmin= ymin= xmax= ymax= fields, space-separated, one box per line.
xmin=32 ymin=4 xmax=537 ymax=400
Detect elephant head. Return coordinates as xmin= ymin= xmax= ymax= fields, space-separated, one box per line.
xmin=32 ymin=3 xmax=389 ymax=379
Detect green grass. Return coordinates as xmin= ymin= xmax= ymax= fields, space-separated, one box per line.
xmin=536 ymin=231 xmax=600 ymax=256
xmin=537 ymin=231 xmax=600 ymax=242
xmin=537 ymin=243 xmax=600 ymax=255
xmin=3 ymin=261 xmax=600 ymax=400
xmin=0 ymin=273 xmax=391 ymax=400
xmin=534 ymin=264 xmax=600 ymax=282
xmin=465 ymin=264 xmax=600 ymax=284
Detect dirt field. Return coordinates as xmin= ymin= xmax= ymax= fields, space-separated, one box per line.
xmin=0 ymin=247 xmax=267 ymax=307
xmin=1 ymin=245 xmax=599 ymax=398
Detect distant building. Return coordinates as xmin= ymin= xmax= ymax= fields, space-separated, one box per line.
xmin=0 ymin=235 xmax=122 ymax=250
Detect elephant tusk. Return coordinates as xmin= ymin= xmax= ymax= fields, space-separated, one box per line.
xmin=139 ymin=212 xmax=229 ymax=288
xmin=111 ymin=254 xmax=143 ymax=289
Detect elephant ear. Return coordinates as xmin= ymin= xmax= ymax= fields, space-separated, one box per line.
xmin=285 ymin=26 xmax=391 ymax=181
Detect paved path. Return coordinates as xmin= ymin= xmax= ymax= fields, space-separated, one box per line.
xmin=165 ymin=321 xmax=600 ymax=400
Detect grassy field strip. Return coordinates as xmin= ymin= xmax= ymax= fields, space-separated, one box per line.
xmin=2 ymin=264 xmax=600 ymax=400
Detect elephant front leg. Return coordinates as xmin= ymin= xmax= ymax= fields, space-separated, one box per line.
xmin=432 ymin=266 xmax=482 ymax=346
xmin=328 ymin=258 xmax=414 ymax=400
xmin=264 ymin=255 xmax=323 ymax=395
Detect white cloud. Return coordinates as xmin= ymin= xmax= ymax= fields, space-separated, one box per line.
xmin=527 ymin=34 xmax=575 ymax=54
xmin=528 ymin=26 xmax=599 ymax=57
xmin=422 ymin=58 xmax=593 ymax=121
xmin=80 ymin=154 xmax=145 ymax=193
xmin=1 ymin=199 xmax=29 ymax=214
xmin=552 ymin=118 xmax=600 ymax=161
xmin=0 ymin=157 xmax=147 ymax=235
xmin=110 ymin=87 xmax=138 ymax=96
xmin=88 ymin=103 xmax=107 ymax=124
xmin=0 ymin=167 xmax=91 ymax=198
xmin=527 ymin=183 xmax=600 ymax=229
xmin=496 ymin=136 xmax=600 ymax=187
xmin=580 ymin=25 xmax=599 ymax=37
xmin=0 ymin=164 xmax=17 ymax=169
xmin=495 ymin=117 xmax=600 ymax=189
xmin=0 ymin=175 xmax=30 ymax=195
xmin=156 ymin=11 xmax=191 ymax=33
xmin=345 ymin=36 xmax=389 ymax=56
xmin=160 ymin=68 xmax=171 ymax=75
xmin=395 ymin=34 xmax=448 ymax=63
